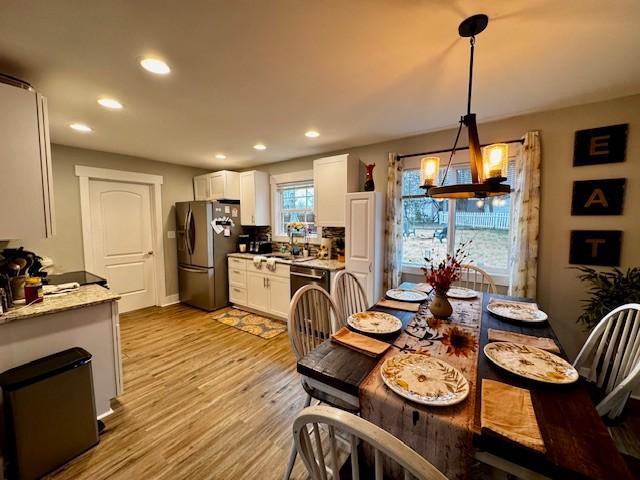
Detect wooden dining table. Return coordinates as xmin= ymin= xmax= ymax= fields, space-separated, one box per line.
xmin=296 ymin=283 xmax=633 ymax=480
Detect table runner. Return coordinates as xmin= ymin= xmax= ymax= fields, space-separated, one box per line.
xmin=360 ymin=295 xmax=482 ymax=479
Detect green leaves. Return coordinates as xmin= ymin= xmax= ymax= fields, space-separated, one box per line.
xmin=574 ymin=266 xmax=640 ymax=330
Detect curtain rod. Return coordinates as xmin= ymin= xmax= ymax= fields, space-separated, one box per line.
xmin=397 ymin=137 xmax=525 ymax=160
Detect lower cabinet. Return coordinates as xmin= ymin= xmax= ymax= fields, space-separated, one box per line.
xmin=228 ymin=258 xmax=291 ymax=320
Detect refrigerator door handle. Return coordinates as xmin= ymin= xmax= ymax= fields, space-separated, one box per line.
xmin=185 ymin=209 xmax=194 ymax=255
xmin=178 ymin=265 xmax=209 ymax=274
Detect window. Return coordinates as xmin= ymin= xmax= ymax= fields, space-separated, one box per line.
xmin=273 ymin=181 xmax=318 ymax=238
xmin=401 ymin=143 xmax=520 ymax=284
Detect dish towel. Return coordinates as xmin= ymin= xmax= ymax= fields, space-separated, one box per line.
xmin=266 ymin=257 xmax=277 ymax=272
xmin=481 ymin=379 xmax=546 ymax=453
xmin=253 ymin=256 xmax=266 ymax=268
xmin=331 ymin=327 xmax=391 ymax=357
xmin=488 ymin=328 xmax=561 ymax=354
xmin=376 ymin=298 xmax=420 ymax=312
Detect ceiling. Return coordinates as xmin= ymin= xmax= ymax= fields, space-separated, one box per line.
xmin=1 ymin=0 xmax=639 ymax=169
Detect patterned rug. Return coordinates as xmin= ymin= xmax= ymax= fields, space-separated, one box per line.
xmin=212 ymin=308 xmax=287 ymax=339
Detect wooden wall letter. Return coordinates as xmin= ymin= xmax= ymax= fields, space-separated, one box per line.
xmin=571 ymin=178 xmax=626 ymax=215
xmin=573 ymin=124 xmax=628 ymax=166
xmin=569 ymin=230 xmax=622 ymax=266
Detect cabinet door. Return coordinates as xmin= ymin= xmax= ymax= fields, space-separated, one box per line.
xmin=314 ymin=156 xmax=347 ymax=227
xmin=208 ymin=173 xmax=225 ymax=200
xmin=239 ymin=172 xmax=255 ymax=225
xmin=193 ymin=175 xmax=209 ymax=200
xmin=246 ymin=272 xmax=269 ymax=312
xmin=345 ymin=193 xmax=375 ymax=306
xmin=268 ymin=275 xmax=290 ymax=318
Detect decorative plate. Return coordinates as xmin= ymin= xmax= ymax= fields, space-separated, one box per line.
xmin=386 ymin=288 xmax=428 ymax=302
xmin=347 ymin=311 xmax=402 ymax=334
xmin=487 ymin=301 xmax=548 ymax=323
xmin=484 ymin=342 xmax=578 ymax=384
xmin=447 ymin=287 xmax=477 ymax=299
xmin=380 ymin=354 xmax=470 ymax=406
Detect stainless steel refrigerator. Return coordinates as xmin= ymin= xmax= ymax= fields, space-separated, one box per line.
xmin=176 ymin=201 xmax=241 ymax=311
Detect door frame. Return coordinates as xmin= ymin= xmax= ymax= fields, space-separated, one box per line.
xmin=75 ymin=165 xmax=169 ymax=307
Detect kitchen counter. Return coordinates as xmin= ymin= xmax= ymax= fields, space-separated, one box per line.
xmin=228 ymin=252 xmax=345 ymax=271
xmin=0 ymin=284 xmax=120 ymax=325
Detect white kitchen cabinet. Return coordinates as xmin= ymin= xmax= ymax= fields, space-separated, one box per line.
xmin=345 ymin=192 xmax=384 ymax=307
xmin=193 ymin=170 xmax=240 ymax=201
xmin=246 ymin=271 xmax=270 ymax=312
xmin=313 ymin=154 xmax=359 ymax=227
xmin=239 ymin=170 xmax=270 ymax=226
xmin=268 ymin=276 xmax=291 ymax=318
xmin=0 ymin=80 xmax=55 ymax=239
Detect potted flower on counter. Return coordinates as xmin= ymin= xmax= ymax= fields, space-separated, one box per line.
xmin=287 ymin=222 xmax=307 ymax=256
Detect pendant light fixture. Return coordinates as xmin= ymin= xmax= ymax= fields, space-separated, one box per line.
xmin=421 ymin=14 xmax=510 ymax=199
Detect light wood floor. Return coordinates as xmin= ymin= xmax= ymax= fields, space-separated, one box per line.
xmin=47 ymin=304 xmax=309 ymax=480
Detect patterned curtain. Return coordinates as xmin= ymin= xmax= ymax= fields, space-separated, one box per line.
xmin=508 ymin=131 xmax=541 ymax=298
xmin=384 ymin=152 xmax=403 ymax=290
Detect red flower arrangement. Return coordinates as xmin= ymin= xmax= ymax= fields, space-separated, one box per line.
xmin=421 ymin=242 xmax=470 ymax=295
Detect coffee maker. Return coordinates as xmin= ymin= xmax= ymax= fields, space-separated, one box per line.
xmin=238 ymin=235 xmax=250 ymax=253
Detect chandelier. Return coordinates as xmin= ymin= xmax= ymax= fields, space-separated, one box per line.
xmin=420 ymin=14 xmax=510 ymax=199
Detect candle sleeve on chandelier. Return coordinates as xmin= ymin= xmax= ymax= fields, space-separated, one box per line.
xmin=482 ymin=143 xmax=509 ymax=181
xmin=420 ymin=156 xmax=440 ymax=186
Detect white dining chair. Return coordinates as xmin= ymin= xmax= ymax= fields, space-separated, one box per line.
xmin=455 ymin=264 xmax=497 ymax=294
xmin=332 ymin=270 xmax=369 ymax=327
xmin=293 ymin=405 xmax=448 ymax=480
xmin=573 ymin=303 xmax=640 ymax=419
xmin=284 ymin=285 xmax=358 ymax=480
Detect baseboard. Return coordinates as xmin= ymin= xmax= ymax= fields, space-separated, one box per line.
xmin=97 ymin=408 xmax=114 ymax=420
xmin=160 ymin=294 xmax=180 ymax=307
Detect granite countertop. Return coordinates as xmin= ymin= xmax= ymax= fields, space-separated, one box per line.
xmin=228 ymin=252 xmax=345 ymax=271
xmin=0 ymin=284 xmax=120 ymax=325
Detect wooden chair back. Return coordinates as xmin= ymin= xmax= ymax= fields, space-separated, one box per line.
xmin=454 ymin=264 xmax=497 ymax=293
xmin=293 ymin=405 xmax=448 ymax=480
xmin=288 ymin=285 xmax=339 ymax=361
xmin=332 ymin=271 xmax=369 ymax=328
xmin=573 ymin=303 xmax=640 ymax=419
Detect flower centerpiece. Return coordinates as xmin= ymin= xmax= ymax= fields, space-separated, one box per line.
xmin=287 ymin=222 xmax=307 ymax=256
xmin=421 ymin=243 xmax=469 ymax=318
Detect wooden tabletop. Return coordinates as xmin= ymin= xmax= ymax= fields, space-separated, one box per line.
xmin=296 ymin=284 xmax=633 ymax=480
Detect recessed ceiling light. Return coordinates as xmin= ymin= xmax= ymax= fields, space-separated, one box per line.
xmin=305 ymin=130 xmax=320 ymax=138
xmin=253 ymin=144 xmax=267 ymax=151
xmin=140 ymin=57 xmax=171 ymax=75
xmin=215 ymin=154 xmax=226 ymax=160
xmin=97 ymin=97 xmax=123 ymax=109
xmin=70 ymin=123 xmax=93 ymax=133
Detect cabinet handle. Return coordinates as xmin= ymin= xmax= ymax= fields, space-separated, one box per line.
xmin=251 ymin=215 xmax=255 ymax=224
xmin=266 ymin=278 xmax=270 ymax=288
xmin=233 ymin=270 xmax=241 ymax=274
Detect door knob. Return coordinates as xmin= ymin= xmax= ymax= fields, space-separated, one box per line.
xmin=147 ymin=251 xmax=154 ymax=255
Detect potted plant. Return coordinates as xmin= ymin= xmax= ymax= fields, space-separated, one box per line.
xmin=422 ymin=244 xmax=469 ymax=318
xmin=287 ymin=222 xmax=307 ymax=256
xmin=574 ymin=266 xmax=640 ymax=330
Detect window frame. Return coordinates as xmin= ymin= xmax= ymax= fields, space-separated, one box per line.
xmin=270 ymin=170 xmax=321 ymax=244
xmin=400 ymin=145 xmax=520 ymax=287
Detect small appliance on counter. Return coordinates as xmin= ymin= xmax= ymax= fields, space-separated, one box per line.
xmin=238 ymin=234 xmax=250 ymax=253
xmin=249 ymin=240 xmax=272 ymax=254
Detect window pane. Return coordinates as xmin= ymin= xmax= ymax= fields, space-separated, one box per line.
xmin=401 ymin=197 xmax=449 ymax=265
xmin=453 ymin=195 xmax=511 ymax=272
xmin=402 ymin=169 xmax=423 ymax=196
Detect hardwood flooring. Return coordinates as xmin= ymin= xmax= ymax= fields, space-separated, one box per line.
xmin=46 ymin=304 xmax=309 ymax=480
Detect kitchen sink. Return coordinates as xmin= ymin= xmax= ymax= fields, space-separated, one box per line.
xmin=266 ymin=253 xmax=314 ymax=263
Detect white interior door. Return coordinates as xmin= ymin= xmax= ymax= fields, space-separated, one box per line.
xmin=345 ymin=193 xmax=375 ymax=305
xmin=89 ymin=180 xmax=157 ymax=312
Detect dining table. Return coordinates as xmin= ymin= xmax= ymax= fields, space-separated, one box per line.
xmin=296 ymin=282 xmax=634 ymax=480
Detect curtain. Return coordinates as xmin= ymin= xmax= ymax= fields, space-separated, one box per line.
xmin=384 ymin=152 xmax=403 ymax=290
xmin=508 ymin=131 xmax=541 ymax=298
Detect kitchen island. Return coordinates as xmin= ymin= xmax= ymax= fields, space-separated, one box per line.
xmin=0 ymin=284 xmax=122 ymax=418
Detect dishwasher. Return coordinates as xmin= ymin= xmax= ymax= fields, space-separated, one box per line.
xmin=290 ymin=264 xmax=330 ymax=296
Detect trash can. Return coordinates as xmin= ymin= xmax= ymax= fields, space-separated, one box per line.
xmin=0 ymin=348 xmax=99 ymax=480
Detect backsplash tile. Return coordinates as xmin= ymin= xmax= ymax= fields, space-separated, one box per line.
xmin=240 ymin=225 xmax=345 ymax=258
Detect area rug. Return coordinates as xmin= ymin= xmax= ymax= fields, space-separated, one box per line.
xmin=212 ymin=308 xmax=287 ymax=339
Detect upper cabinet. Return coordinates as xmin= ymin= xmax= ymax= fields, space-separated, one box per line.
xmin=0 ymin=79 xmax=55 ymax=240
xmin=313 ymin=154 xmax=359 ymax=227
xmin=193 ymin=170 xmax=240 ymax=201
xmin=239 ymin=170 xmax=270 ymax=226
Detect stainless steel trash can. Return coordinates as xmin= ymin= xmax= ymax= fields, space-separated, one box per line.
xmin=0 ymin=347 xmax=99 ymax=480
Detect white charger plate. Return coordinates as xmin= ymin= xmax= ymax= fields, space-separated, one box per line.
xmin=487 ymin=301 xmax=548 ymax=323
xmin=347 ymin=311 xmax=402 ymax=334
xmin=381 ymin=353 xmax=469 ymax=406
xmin=447 ymin=287 xmax=477 ymax=299
xmin=386 ymin=288 xmax=428 ymax=302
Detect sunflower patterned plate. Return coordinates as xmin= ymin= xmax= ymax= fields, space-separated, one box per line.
xmin=381 ymin=354 xmax=469 ymax=406
xmin=446 ymin=287 xmax=477 ymax=299
xmin=484 ymin=342 xmax=578 ymax=384
xmin=386 ymin=288 xmax=428 ymax=302
xmin=347 ymin=311 xmax=402 ymax=334
xmin=487 ymin=301 xmax=548 ymax=323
